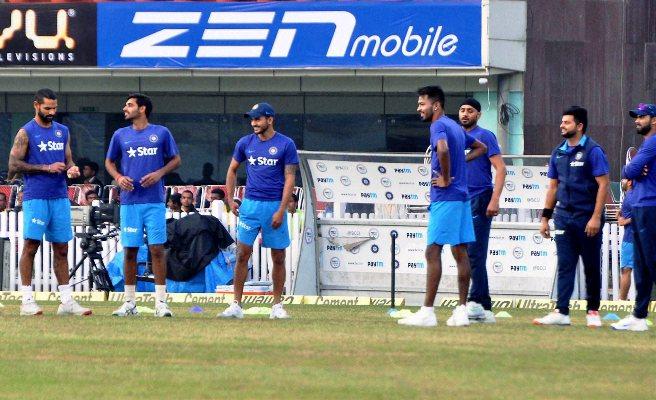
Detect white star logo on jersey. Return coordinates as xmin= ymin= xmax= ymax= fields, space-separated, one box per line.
xmin=127 ymin=147 xmax=137 ymax=157
xmin=37 ymin=141 xmax=47 ymax=152
xmin=248 ymin=156 xmax=257 ymax=165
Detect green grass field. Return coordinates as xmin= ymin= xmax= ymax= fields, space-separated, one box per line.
xmin=0 ymin=302 xmax=654 ymax=400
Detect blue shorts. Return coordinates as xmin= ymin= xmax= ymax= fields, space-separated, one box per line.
xmin=23 ymin=198 xmax=73 ymax=243
xmin=237 ymin=198 xmax=290 ymax=249
xmin=427 ymin=200 xmax=475 ymax=246
xmin=621 ymin=241 xmax=634 ymax=269
xmin=120 ymin=203 xmax=166 ymax=247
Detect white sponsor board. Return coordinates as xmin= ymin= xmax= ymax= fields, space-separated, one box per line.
xmin=309 ymin=160 xmax=549 ymax=209
xmin=309 ymin=160 xmax=431 ymax=204
xmin=497 ymin=166 xmax=549 ymax=209
xmin=319 ymin=224 xmax=556 ymax=279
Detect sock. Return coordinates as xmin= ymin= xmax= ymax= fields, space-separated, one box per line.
xmin=21 ymin=285 xmax=33 ymax=304
xmin=155 ymin=285 xmax=167 ymax=303
xmin=124 ymin=285 xmax=136 ymax=303
xmin=58 ymin=284 xmax=72 ymax=304
xmin=421 ymin=306 xmax=434 ymax=312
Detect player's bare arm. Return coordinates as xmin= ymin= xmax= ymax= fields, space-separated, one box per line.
xmin=141 ymin=154 xmax=181 ymax=188
xmin=64 ymin=139 xmax=80 ymax=179
xmin=272 ymin=164 xmax=298 ymax=228
xmin=106 ymin=158 xmax=134 ymax=191
xmin=8 ymin=128 xmax=62 ymax=179
xmin=225 ymin=158 xmax=241 ymax=215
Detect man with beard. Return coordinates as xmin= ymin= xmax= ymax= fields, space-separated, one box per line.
xmin=106 ymin=93 xmax=181 ymax=317
xmin=534 ymin=106 xmax=609 ymax=327
xmin=399 ymin=86 xmax=487 ymax=328
xmin=458 ymin=98 xmax=506 ymax=323
xmin=612 ymin=103 xmax=656 ymax=331
xmin=8 ymin=88 xmax=91 ymax=316
xmin=220 ymin=102 xmax=299 ymax=320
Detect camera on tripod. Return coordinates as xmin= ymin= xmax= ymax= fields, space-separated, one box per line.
xmin=69 ymin=203 xmax=121 ymax=293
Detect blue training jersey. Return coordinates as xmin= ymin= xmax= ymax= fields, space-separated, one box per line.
xmin=430 ymin=116 xmax=475 ymax=202
xmin=106 ymin=124 xmax=179 ymax=205
xmin=623 ymin=135 xmax=656 ymax=207
xmin=22 ymin=119 xmax=69 ymax=201
xmin=232 ymin=132 xmax=299 ymax=201
xmin=621 ymin=188 xmax=636 ymax=243
xmin=466 ymin=125 xmax=502 ymax=198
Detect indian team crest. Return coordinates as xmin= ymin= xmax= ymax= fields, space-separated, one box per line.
xmin=575 ymin=152 xmax=583 ymax=160
xmin=55 ymin=130 xmax=63 ymax=138
xmin=269 ymin=146 xmax=278 ymax=155
xmin=149 ymin=134 xmax=158 ymax=143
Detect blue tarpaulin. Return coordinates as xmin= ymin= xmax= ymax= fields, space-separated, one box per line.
xmin=107 ymin=246 xmax=235 ymax=293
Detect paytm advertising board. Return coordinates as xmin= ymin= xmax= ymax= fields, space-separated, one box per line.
xmin=97 ymin=1 xmax=482 ymax=69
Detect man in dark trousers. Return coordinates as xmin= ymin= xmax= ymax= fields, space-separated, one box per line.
xmin=612 ymin=103 xmax=656 ymax=331
xmin=534 ymin=106 xmax=609 ymax=327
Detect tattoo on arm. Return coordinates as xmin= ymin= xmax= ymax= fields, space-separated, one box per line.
xmin=285 ymin=164 xmax=298 ymax=177
xmin=8 ymin=129 xmax=43 ymax=178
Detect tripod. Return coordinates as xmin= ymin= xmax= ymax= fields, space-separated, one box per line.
xmin=69 ymin=227 xmax=117 ymax=294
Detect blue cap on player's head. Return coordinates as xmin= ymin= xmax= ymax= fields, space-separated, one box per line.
xmin=629 ymin=103 xmax=656 ymax=118
xmin=244 ymin=102 xmax=275 ymax=119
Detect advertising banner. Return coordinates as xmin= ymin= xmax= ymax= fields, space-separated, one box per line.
xmin=308 ymin=160 xmax=549 ymax=208
xmin=319 ymin=224 xmax=557 ymax=279
xmin=0 ymin=3 xmax=96 ymax=66
xmin=97 ymin=1 xmax=481 ymax=69
xmin=308 ymin=159 xmax=431 ymax=205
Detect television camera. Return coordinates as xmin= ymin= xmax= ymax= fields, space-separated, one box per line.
xmin=69 ymin=203 xmax=120 ymax=293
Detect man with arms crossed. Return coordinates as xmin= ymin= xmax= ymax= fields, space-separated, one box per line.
xmin=106 ymin=93 xmax=181 ymax=317
xmin=399 ymin=86 xmax=487 ymax=327
xmin=535 ymin=106 xmax=609 ymax=327
xmin=8 ymin=88 xmax=91 ymax=316
xmin=459 ymin=98 xmax=506 ymax=323
xmin=612 ymin=103 xmax=656 ymax=331
xmin=220 ymin=102 xmax=298 ymax=320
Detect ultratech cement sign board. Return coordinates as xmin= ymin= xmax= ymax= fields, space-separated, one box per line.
xmin=0 ymin=3 xmax=96 ymax=66
xmin=97 ymin=0 xmax=482 ymax=69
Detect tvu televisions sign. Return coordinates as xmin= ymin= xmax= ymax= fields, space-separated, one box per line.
xmin=97 ymin=1 xmax=482 ymax=69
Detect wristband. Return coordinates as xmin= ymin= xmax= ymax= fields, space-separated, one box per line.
xmin=542 ymin=208 xmax=554 ymax=219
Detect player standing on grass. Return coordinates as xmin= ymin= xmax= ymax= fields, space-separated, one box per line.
xmin=399 ymin=86 xmax=487 ymax=328
xmin=534 ymin=106 xmax=609 ymax=327
xmin=8 ymin=88 xmax=91 ymax=316
xmin=220 ymin=102 xmax=299 ymax=320
xmin=459 ymin=98 xmax=506 ymax=323
xmin=612 ymin=103 xmax=656 ymax=331
xmin=106 ymin=93 xmax=181 ymax=318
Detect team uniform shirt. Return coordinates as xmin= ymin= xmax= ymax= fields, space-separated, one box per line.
xmin=547 ymin=135 xmax=609 ymax=216
xmin=232 ymin=132 xmax=299 ymax=201
xmin=466 ymin=126 xmax=502 ymax=198
xmin=430 ymin=116 xmax=475 ymax=202
xmin=620 ymin=188 xmax=636 ymax=243
xmin=106 ymin=124 xmax=179 ymax=205
xmin=623 ymin=135 xmax=656 ymax=207
xmin=22 ymin=119 xmax=69 ymax=201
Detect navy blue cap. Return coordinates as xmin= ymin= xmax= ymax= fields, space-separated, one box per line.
xmin=629 ymin=103 xmax=656 ymax=118
xmin=244 ymin=102 xmax=275 ymax=119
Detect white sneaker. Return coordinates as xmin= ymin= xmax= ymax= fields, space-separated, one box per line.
xmin=466 ymin=301 xmax=485 ymax=320
xmin=270 ymin=303 xmax=290 ymax=319
xmin=112 ymin=301 xmax=138 ymax=317
xmin=446 ymin=305 xmax=470 ymax=327
xmin=533 ymin=311 xmax=571 ymax=326
xmin=398 ymin=307 xmax=437 ymax=327
xmin=475 ymin=310 xmax=496 ymax=324
xmin=57 ymin=300 xmax=92 ymax=316
xmin=155 ymin=301 xmax=173 ymax=318
xmin=218 ymin=301 xmax=244 ymax=319
xmin=20 ymin=301 xmax=43 ymax=316
xmin=611 ymin=315 xmax=648 ymax=332
xmin=586 ymin=311 xmax=602 ymax=328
